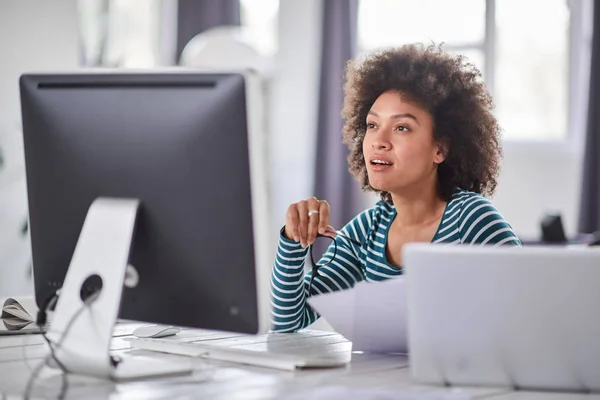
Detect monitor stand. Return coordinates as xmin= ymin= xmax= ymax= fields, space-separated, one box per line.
xmin=46 ymin=198 xmax=193 ymax=380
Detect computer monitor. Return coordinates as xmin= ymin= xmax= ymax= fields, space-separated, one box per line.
xmin=19 ymin=72 xmax=271 ymax=379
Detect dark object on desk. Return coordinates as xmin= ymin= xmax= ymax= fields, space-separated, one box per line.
xmin=589 ymin=231 xmax=600 ymax=246
xmin=540 ymin=213 xmax=567 ymax=244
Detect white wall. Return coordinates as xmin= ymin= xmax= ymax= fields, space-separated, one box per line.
xmin=0 ymin=0 xmax=80 ymax=297
xmin=268 ymin=0 xmax=323 ymax=232
xmin=493 ymin=146 xmax=583 ymax=240
xmin=493 ymin=0 xmax=590 ymax=242
xmin=269 ymin=0 xmax=339 ymax=331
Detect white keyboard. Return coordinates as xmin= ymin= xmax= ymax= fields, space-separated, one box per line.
xmin=127 ymin=329 xmax=352 ymax=371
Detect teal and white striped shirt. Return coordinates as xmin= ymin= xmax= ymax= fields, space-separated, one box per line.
xmin=270 ymin=190 xmax=521 ymax=332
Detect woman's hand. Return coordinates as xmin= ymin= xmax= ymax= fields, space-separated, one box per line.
xmin=284 ymin=197 xmax=335 ymax=247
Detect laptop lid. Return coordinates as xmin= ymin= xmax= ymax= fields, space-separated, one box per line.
xmin=403 ymin=243 xmax=600 ymax=392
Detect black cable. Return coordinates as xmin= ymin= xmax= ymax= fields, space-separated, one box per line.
xmin=37 ymin=291 xmax=68 ymax=393
xmin=37 ymin=292 xmax=69 ymax=379
xmin=36 ymin=290 xmax=59 ymax=328
xmin=23 ymin=289 xmax=63 ymax=399
xmin=18 ymin=290 xmax=59 ymax=373
xmin=24 ymin=291 xmax=100 ymax=400
xmin=40 ymin=332 xmax=68 ymax=399
xmin=19 ymin=291 xmax=61 ymax=393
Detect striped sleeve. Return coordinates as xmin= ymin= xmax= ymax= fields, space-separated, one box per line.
xmin=270 ymin=210 xmax=371 ymax=332
xmin=457 ymin=195 xmax=521 ymax=246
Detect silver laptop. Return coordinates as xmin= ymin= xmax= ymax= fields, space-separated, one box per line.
xmin=403 ymin=243 xmax=600 ymax=393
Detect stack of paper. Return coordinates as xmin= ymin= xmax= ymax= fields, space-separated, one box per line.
xmin=308 ymin=277 xmax=407 ymax=354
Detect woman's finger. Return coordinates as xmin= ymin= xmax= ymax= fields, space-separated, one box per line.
xmin=306 ymin=197 xmax=321 ymax=245
xmin=285 ymin=203 xmax=300 ymax=242
xmin=296 ymin=200 xmax=309 ymax=247
xmin=323 ymin=224 xmax=337 ymax=238
xmin=318 ymin=201 xmax=330 ymax=234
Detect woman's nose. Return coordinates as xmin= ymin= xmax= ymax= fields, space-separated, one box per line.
xmin=374 ymin=142 xmax=389 ymax=150
xmin=372 ymin=131 xmax=391 ymax=150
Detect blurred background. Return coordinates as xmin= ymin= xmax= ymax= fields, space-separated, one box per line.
xmin=0 ymin=0 xmax=598 ymax=297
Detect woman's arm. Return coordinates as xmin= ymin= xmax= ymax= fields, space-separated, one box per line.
xmin=270 ymin=210 xmax=371 ymax=332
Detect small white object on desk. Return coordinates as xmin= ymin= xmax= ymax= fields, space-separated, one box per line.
xmin=1 ymin=297 xmax=37 ymax=322
xmin=0 ymin=296 xmax=43 ymax=335
xmin=132 ymin=325 xmax=181 ymax=338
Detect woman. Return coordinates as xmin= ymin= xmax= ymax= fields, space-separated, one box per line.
xmin=271 ymin=44 xmax=521 ymax=333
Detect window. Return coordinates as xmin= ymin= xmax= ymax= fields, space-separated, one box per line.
xmin=357 ymin=0 xmax=588 ymax=142
xmin=495 ymin=0 xmax=569 ymax=140
xmin=78 ymin=0 xmax=279 ymax=66
xmin=358 ymin=0 xmax=487 ymax=75
xmin=240 ymin=0 xmax=279 ymax=56
xmin=78 ymin=0 xmax=162 ymax=68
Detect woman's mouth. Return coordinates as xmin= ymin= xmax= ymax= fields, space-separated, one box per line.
xmin=370 ymin=159 xmax=393 ymax=171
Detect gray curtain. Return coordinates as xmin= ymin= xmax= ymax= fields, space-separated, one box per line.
xmin=579 ymin=1 xmax=600 ymax=234
xmin=176 ymin=0 xmax=240 ymax=64
xmin=314 ymin=0 xmax=362 ymax=232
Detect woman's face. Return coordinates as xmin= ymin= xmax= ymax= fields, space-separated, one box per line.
xmin=362 ymin=90 xmax=445 ymax=195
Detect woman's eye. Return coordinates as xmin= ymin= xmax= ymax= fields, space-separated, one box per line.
xmin=395 ymin=125 xmax=409 ymax=132
xmin=366 ymin=123 xmax=376 ymax=129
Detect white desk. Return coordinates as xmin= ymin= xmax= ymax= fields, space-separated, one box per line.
xmin=0 ymin=323 xmax=598 ymax=399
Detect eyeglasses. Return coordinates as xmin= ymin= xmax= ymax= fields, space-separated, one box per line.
xmin=307 ymin=232 xmax=361 ymax=295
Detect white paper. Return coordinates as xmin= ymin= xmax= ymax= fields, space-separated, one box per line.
xmin=308 ymin=277 xmax=408 ymax=353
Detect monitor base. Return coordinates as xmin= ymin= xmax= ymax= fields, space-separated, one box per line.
xmin=44 ymin=198 xmax=189 ymax=380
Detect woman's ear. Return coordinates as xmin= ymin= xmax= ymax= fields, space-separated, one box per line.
xmin=433 ymin=142 xmax=448 ymax=164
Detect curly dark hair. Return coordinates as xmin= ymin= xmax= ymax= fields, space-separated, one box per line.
xmin=342 ymin=43 xmax=502 ymax=203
